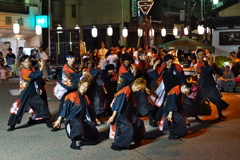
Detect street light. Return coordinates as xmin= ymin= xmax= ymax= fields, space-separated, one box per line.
xmin=35 ymin=25 xmax=42 ymax=35
xmin=91 ymin=26 xmax=98 ymax=38
xmin=107 ymin=25 xmax=113 ymax=36
xmin=57 ymin=24 xmax=63 ymax=33
xmin=13 ymin=21 xmax=20 ymax=34
xmin=74 ymin=25 xmax=80 ymax=30
xmin=122 ymin=27 xmax=128 ymax=37
xmin=56 ymin=24 xmax=63 ymax=67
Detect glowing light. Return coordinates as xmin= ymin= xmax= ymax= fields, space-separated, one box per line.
xmin=13 ymin=21 xmax=20 ymax=34
xmin=122 ymin=27 xmax=128 ymax=37
xmin=35 ymin=25 xmax=42 ymax=35
xmin=161 ymin=27 xmax=166 ymax=37
xmin=107 ymin=25 xmax=113 ymax=36
xmin=91 ymin=26 xmax=98 ymax=38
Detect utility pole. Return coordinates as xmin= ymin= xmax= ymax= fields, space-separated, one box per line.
xmin=186 ymin=0 xmax=192 ymax=39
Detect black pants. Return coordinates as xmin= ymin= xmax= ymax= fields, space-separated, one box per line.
xmin=67 ymin=117 xmax=99 ymax=142
xmin=8 ymin=94 xmax=51 ymax=126
xmin=112 ymin=114 xmax=145 ymax=149
xmin=198 ymin=86 xmax=228 ymax=113
xmin=169 ymin=112 xmax=188 ymax=137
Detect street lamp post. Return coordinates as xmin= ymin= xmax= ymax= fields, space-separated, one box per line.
xmin=56 ymin=24 xmax=63 ymax=67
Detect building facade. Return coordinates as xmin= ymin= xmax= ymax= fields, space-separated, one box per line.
xmin=0 ymin=0 xmax=43 ymax=56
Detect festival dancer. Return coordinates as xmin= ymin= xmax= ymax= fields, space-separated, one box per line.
xmin=107 ymin=78 xmax=146 ymax=151
xmin=7 ymin=55 xmax=52 ymax=131
xmin=53 ymin=74 xmax=99 ymax=150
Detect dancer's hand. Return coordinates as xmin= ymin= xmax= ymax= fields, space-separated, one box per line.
xmin=52 ymin=117 xmax=62 ymax=128
xmin=153 ymin=60 xmax=160 ymax=70
xmin=167 ymin=112 xmax=173 ymax=122
xmin=107 ymin=116 xmax=115 ymax=125
xmin=52 ymin=120 xmax=60 ymax=128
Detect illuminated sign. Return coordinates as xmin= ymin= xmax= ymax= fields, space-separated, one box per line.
xmin=36 ymin=15 xmax=48 ymax=28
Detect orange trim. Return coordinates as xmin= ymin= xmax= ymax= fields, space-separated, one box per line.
xmin=168 ymin=85 xmax=181 ymax=95
xmin=115 ymin=86 xmax=131 ymax=99
xmin=118 ymin=65 xmax=129 ymax=76
xmin=65 ymin=91 xmax=80 ymax=105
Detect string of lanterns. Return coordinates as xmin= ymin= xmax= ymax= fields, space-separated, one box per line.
xmin=13 ymin=21 xmax=43 ymax=37
xmin=54 ymin=24 xmax=211 ymax=38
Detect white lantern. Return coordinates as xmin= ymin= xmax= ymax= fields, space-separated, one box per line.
xmin=13 ymin=21 xmax=20 ymax=34
xmin=161 ymin=27 xmax=166 ymax=37
xmin=57 ymin=24 xmax=63 ymax=33
xmin=74 ymin=25 xmax=80 ymax=30
xmin=35 ymin=25 xmax=42 ymax=35
xmin=197 ymin=25 xmax=204 ymax=35
xmin=173 ymin=27 xmax=178 ymax=36
xmin=149 ymin=28 xmax=155 ymax=37
xmin=213 ymin=0 xmax=218 ymax=5
xmin=184 ymin=27 xmax=189 ymax=35
xmin=138 ymin=28 xmax=143 ymax=37
xmin=91 ymin=26 xmax=98 ymax=38
xmin=107 ymin=25 xmax=113 ymax=36
xmin=122 ymin=27 xmax=128 ymax=37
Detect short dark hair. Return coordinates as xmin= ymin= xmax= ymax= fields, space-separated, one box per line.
xmin=105 ymin=64 xmax=115 ymax=71
xmin=196 ymin=49 xmax=205 ymax=55
xmin=66 ymin=51 xmax=76 ymax=58
xmin=121 ymin=53 xmax=132 ymax=61
xmin=20 ymin=55 xmax=30 ymax=63
xmin=161 ymin=49 xmax=167 ymax=54
xmin=163 ymin=54 xmax=174 ymax=61
xmin=19 ymin=47 xmax=23 ymax=50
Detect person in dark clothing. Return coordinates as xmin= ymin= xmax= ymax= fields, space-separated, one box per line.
xmin=52 ymin=51 xmax=79 ymax=131
xmin=53 ymin=73 xmax=99 ymax=150
xmin=160 ymin=84 xmax=190 ymax=141
xmin=147 ymin=54 xmax=186 ymax=126
xmin=82 ymin=58 xmax=107 ymax=125
xmin=102 ymin=64 xmax=118 ymax=116
xmin=107 ymin=78 xmax=147 ymax=151
xmin=7 ymin=55 xmax=52 ymax=131
xmin=195 ymin=49 xmax=229 ymax=119
xmin=117 ymin=53 xmax=138 ymax=91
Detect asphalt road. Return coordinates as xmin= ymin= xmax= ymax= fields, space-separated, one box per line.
xmin=0 ymin=79 xmax=240 ymax=160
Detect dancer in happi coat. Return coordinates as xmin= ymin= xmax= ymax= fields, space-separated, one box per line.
xmin=107 ymin=78 xmax=146 ymax=151
xmin=7 ymin=55 xmax=52 ymax=131
xmin=53 ymin=74 xmax=99 ymax=150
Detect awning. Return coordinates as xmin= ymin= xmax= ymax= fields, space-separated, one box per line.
xmin=158 ymin=37 xmax=215 ymax=52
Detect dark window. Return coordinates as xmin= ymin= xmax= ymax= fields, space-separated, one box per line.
xmin=71 ymin=5 xmax=76 ymax=18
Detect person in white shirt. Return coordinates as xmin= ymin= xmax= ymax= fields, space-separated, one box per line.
xmin=106 ymin=49 xmax=119 ymax=70
xmin=98 ymin=42 xmax=108 ymax=70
